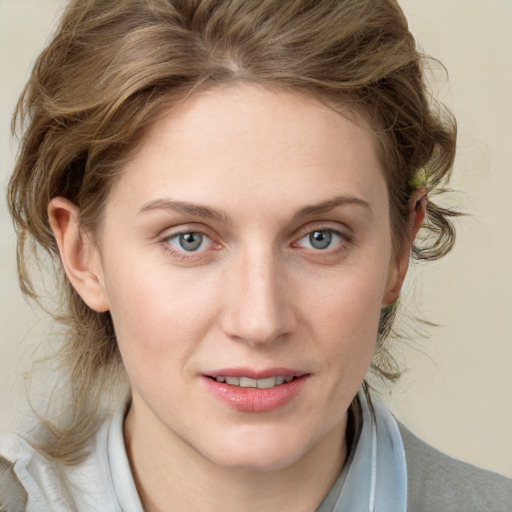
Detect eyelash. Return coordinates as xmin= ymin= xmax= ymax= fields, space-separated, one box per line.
xmin=158 ymin=226 xmax=352 ymax=261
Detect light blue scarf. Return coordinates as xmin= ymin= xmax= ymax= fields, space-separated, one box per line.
xmin=331 ymin=391 xmax=407 ymax=511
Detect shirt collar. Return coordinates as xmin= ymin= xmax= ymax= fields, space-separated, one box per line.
xmin=108 ymin=399 xmax=144 ymax=512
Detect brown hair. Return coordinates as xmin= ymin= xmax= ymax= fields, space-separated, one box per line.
xmin=8 ymin=0 xmax=457 ymax=463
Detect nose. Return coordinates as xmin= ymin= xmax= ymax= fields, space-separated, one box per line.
xmin=220 ymin=247 xmax=296 ymax=347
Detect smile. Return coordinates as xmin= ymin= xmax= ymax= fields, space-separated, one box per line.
xmin=204 ymin=373 xmax=308 ymax=412
xmin=213 ymin=376 xmax=295 ymax=388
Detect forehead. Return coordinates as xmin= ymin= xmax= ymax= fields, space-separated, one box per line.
xmin=106 ymin=84 xmax=387 ymax=219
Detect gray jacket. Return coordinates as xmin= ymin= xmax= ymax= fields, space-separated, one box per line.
xmin=399 ymin=423 xmax=512 ymax=511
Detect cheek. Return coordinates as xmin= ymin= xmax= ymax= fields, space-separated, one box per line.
xmin=307 ymin=264 xmax=388 ymax=336
xmin=303 ymin=261 xmax=390 ymax=379
xmin=101 ymin=258 xmax=219 ymax=375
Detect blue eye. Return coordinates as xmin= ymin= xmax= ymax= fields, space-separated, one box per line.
xmin=298 ymin=229 xmax=343 ymax=250
xmin=168 ymin=232 xmax=212 ymax=252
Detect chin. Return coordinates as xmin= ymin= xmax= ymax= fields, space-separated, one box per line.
xmin=199 ymin=426 xmax=317 ymax=473
xmin=210 ymin=448 xmax=305 ymax=473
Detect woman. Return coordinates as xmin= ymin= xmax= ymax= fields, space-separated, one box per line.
xmin=0 ymin=0 xmax=510 ymax=511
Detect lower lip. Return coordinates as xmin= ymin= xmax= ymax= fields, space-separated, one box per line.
xmin=203 ymin=376 xmax=309 ymax=412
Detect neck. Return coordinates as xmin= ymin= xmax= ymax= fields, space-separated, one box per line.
xmin=124 ymin=398 xmax=348 ymax=512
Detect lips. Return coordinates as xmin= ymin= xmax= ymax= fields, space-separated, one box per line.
xmin=203 ymin=368 xmax=309 ymax=412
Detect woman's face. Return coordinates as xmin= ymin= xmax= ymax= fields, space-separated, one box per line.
xmin=91 ymin=84 xmax=405 ymax=471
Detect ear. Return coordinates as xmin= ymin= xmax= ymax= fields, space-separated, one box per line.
xmin=48 ymin=197 xmax=110 ymax=312
xmin=382 ymin=188 xmax=428 ymax=306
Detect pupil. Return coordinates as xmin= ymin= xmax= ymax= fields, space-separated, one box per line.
xmin=310 ymin=230 xmax=331 ymax=250
xmin=180 ymin=232 xmax=203 ymax=251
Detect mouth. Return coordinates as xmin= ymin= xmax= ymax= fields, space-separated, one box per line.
xmin=203 ymin=370 xmax=309 ymax=412
xmin=208 ymin=375 xmax=296 ymax=389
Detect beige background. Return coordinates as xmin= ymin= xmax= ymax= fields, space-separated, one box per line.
xmin=1 ymin=0 xmax=511 ymax=477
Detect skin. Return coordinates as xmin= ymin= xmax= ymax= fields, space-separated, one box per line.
xmin=49 ymin=84 xmax=425 ymax=512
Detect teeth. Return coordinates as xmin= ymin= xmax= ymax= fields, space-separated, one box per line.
xmin=257 ymin=377 xmax=277 ymax=389
xmin=239 ymin=377 xmax=257 ymax=388
xmin=215 ymin=376 xmax=294 ymax=388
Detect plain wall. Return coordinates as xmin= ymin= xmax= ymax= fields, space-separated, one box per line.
xmin=1 ymin=0 xmax=511 ymax=477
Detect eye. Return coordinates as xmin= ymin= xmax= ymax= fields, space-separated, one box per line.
xmin=167 ymin=231 xmax=213 ymax=252
xmin=296 ymin=229 xmax=344 ymax=250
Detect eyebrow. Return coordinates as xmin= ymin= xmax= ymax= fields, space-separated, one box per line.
xmin=138 ymin=195 xmax=371 ymax=221
xmin=139 ymin=199 xmax=228 ymax=221
xmin=296 ymin=195 xmax=371 ymax=217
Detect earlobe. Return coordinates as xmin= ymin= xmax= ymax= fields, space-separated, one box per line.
xmin=382 ymin=188 xmax=428 ymax=306
xmin=48 ymin=197 xmax=110 ymax=312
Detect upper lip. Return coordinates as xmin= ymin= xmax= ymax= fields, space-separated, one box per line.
xmin=204 ymin=368 xmax=307 ymax=379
